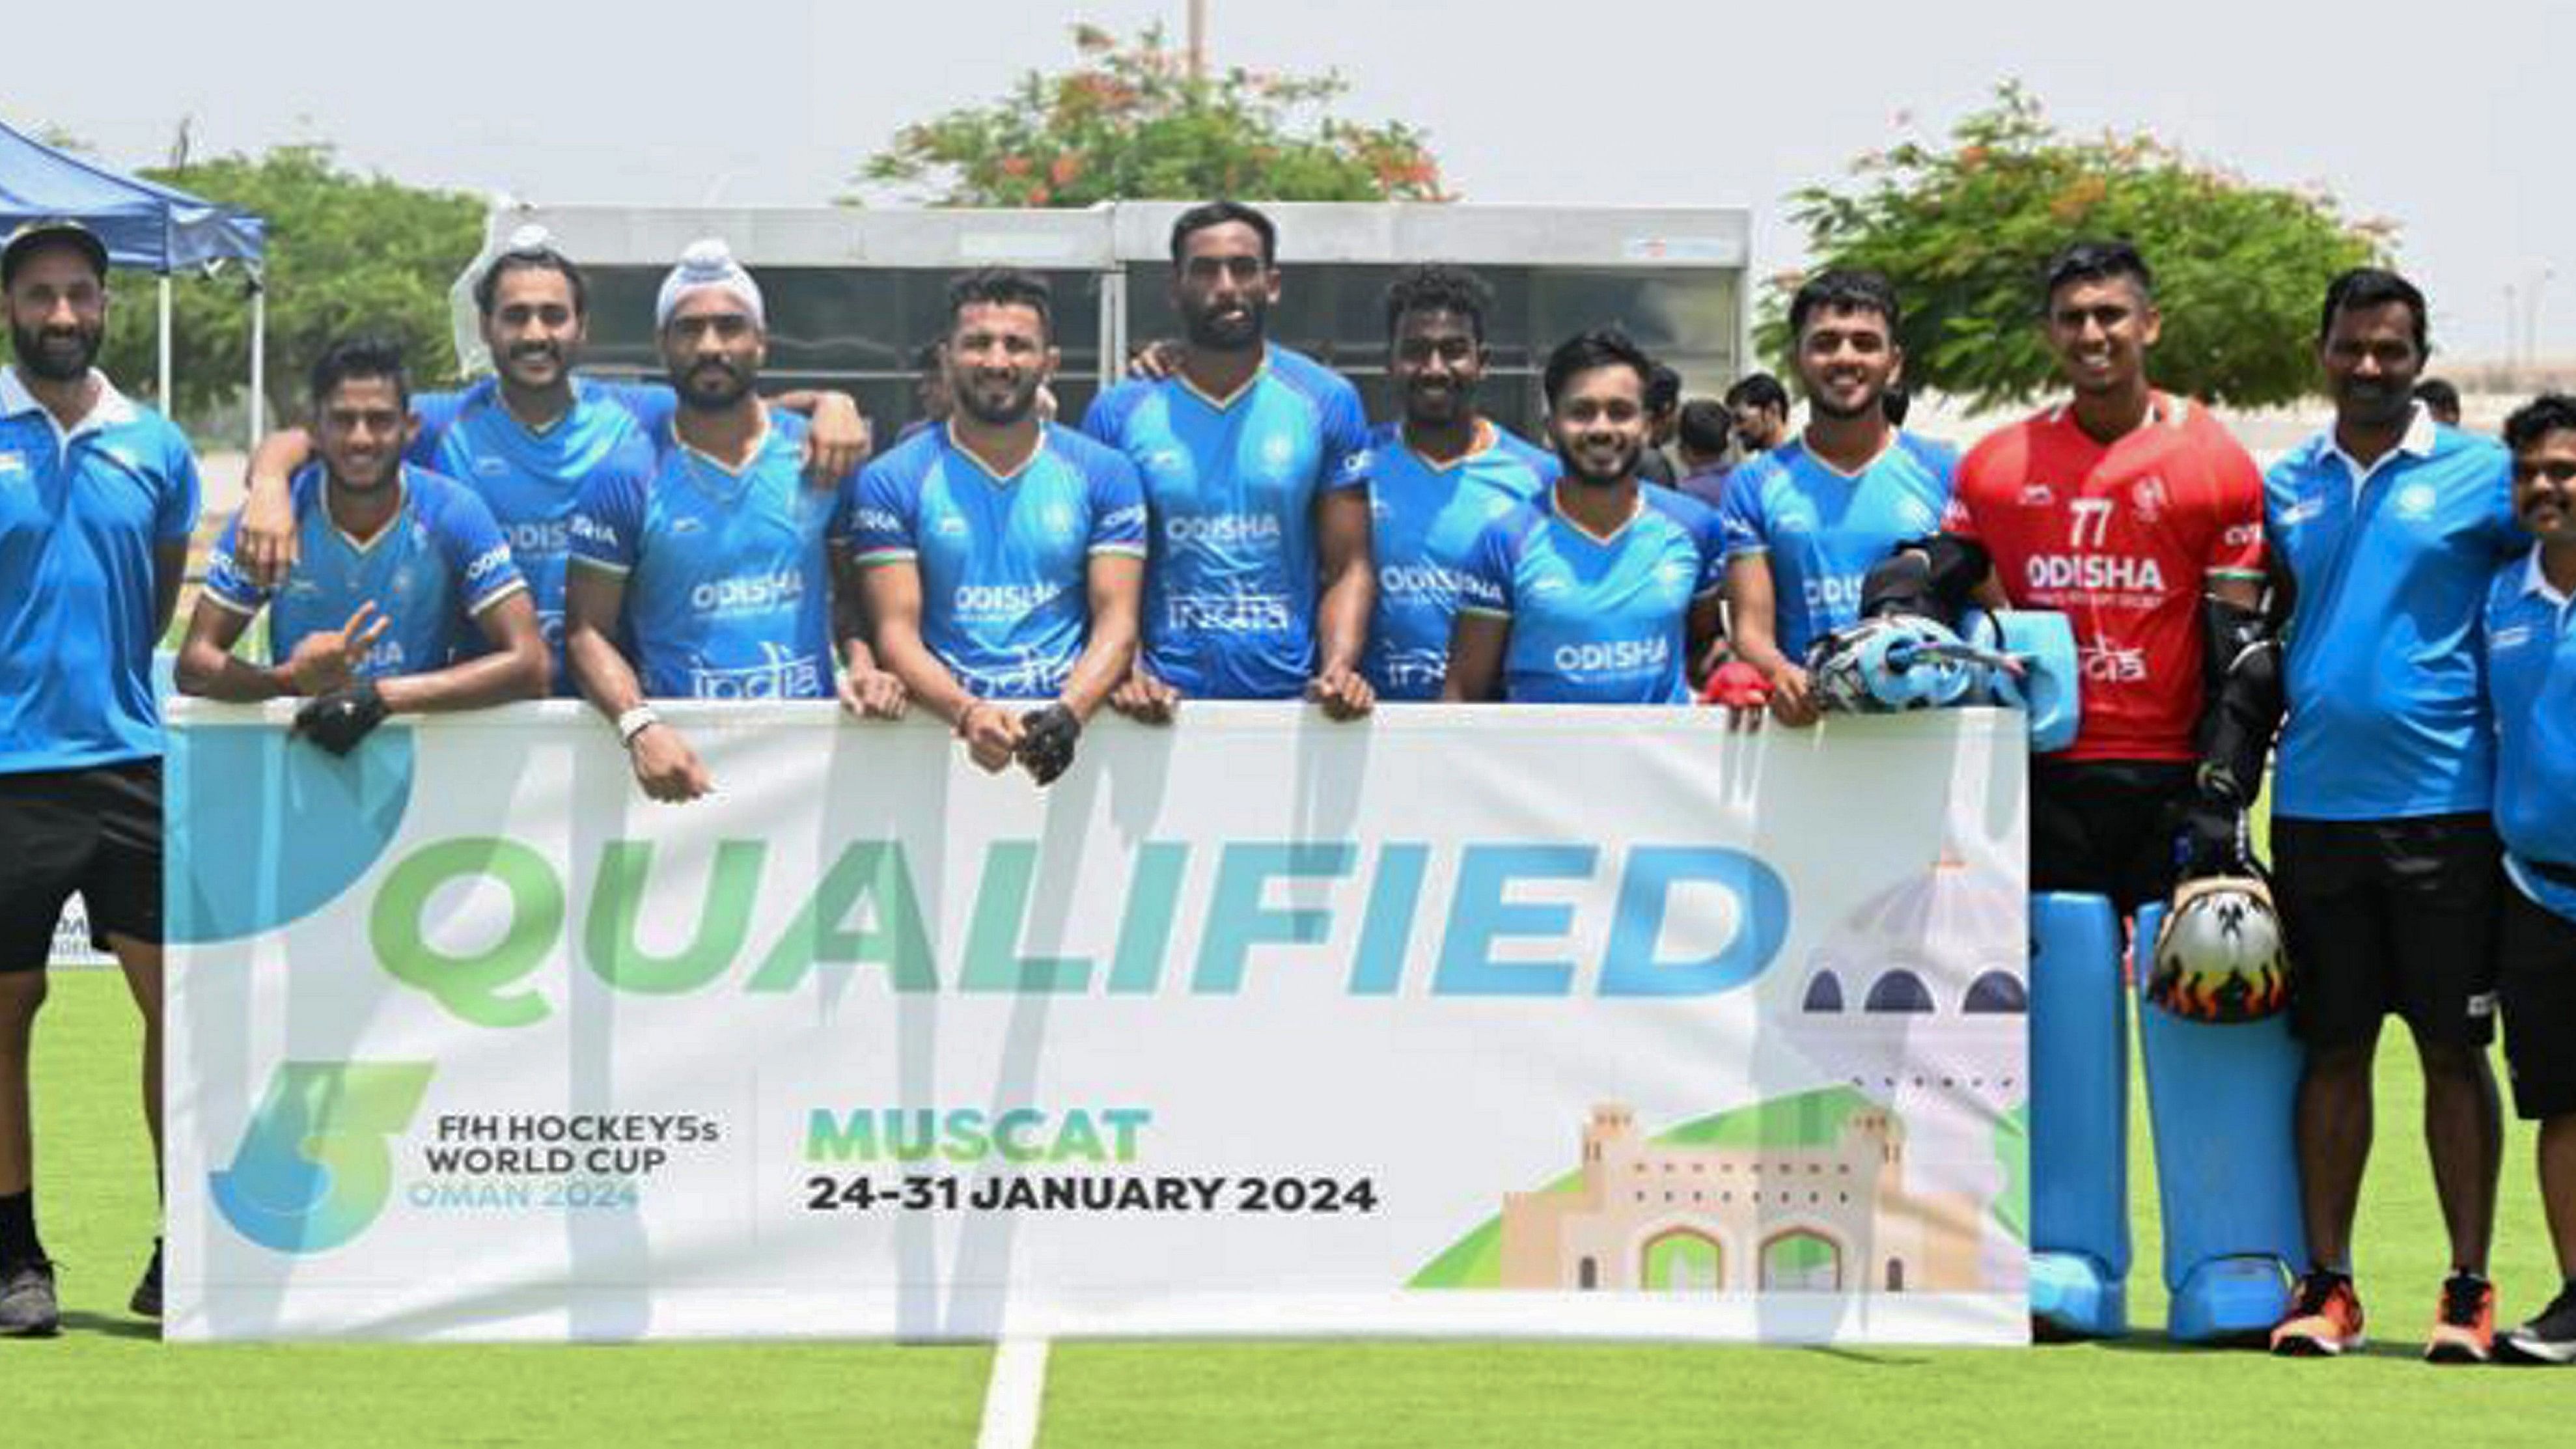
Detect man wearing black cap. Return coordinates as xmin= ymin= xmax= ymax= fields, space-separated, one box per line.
xmin=0 ymin=220 xmax=201 ymax=1334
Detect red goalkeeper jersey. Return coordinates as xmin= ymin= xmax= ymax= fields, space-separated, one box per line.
xmin=1944 ymin=393 xmax=2266 ymax=762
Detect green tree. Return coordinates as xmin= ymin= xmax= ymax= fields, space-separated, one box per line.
xmin=859 ymin=22 xmax=1450 ymax=206
xmin=90 ymin=143 xmax=481 ymax=429
xmin=1767 ymin=83 xmax=2389 ymax=409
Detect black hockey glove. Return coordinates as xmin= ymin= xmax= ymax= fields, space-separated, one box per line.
xmin=1016 ymin=702 xmax=1083 ymax=785
xmin=292 ymin=682 xmax=389 ymax=756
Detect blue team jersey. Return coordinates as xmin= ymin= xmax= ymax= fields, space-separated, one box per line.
xmin=0 ymin=369 xmax=200 ymax=772
xmin=849 ymin=423 xmax=1148 ymax=700
xmin=568 ymin=413 xmax=850 ymax=700
xmin=1458 ymin=484 xmax=1726 ymax=704
xmin=406 ymin=378 xmax=658 ymax=691
xmin=2482 ymin=548 xmax=2576 ymax=922
xmin=2266 ymin=408 xmax=2523 ymax=820
xmin=1716 ymin=432 xmax=1956 ymax=662
xmin=1081 ymin=346 xmax=1371 ymax=699
xmin=1361 ymin=420 xmax=1556 ymax=700
xmin=202 ymin=465 xmax=527 ymax=679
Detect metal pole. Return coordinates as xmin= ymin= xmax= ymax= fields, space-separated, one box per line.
xmin=157 ymin=275 xmax=173 ymax=411
xmin=248 ymin=276 xmax=267 ymax=450
xmin=1187 ymin=0 xmax=1207 ymax=79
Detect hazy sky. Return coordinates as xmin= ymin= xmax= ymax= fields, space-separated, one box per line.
xmin=10 ymin=0 xmax=2566 ymax=357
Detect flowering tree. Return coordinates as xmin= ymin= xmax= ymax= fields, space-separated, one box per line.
xmin=1767 ymin=84 xmax=2389 ymax=407
xmin=858 ymin=23 xmax=1451 ymax=206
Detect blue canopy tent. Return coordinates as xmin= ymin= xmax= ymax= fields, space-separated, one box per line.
xmin=0 ymin=118 xmax=268 ymax=444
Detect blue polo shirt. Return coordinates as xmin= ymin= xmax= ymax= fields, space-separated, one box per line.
xmin=2483 ymin=546 xmax=2576 ymax=922
xmin=1456 ymin=484 xmax=1725 ymax=704
xmin=0 ymin=368 xmax=200 ymax=773
xmin=2265 ymin=406 xmax=2523 ymax=820
xmin=848 ymin=423 xmax=1148 ymax=700
xmin=568 ymin=412 xmax=852 ymax=700
xmin=1716 ymin=432 xmax=1956 ymax=663
xmin=202 ymin=465 xmax=527 ymax=680
xmin=1081 ymin=346 xmax=1371 ymax=700
xmin=1361 ymin=419 xmax=1555 ymax=700
xmin=404 ymin=378 xmax=658 ymax=691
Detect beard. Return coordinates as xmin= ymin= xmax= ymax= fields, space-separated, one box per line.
xmin=2336 ymin=376 xmax=2415 ymax=430
xmin=955 ymin=374 xmax=1041 ymax=427
xmin=11 ymin=319 xmax=100 ymax=383
xmin=1553 ymin=433 xmax=1640 ymax=488
xmin=1807 ymin=390 xmax=1876 ymax=422
xmin=1402 ymin=378 xmax=1475 ymax=428
xmin=673 ymin=358 xmax=755 ymax=411
xmin=1181 ymin=296 xmax=1266 ymax=352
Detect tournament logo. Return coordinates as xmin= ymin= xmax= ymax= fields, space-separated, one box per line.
xmin=212 ymin=1062 xmax=436 ymax=1254
xmin=2129 ymin=476 xmax=2167 ymax=522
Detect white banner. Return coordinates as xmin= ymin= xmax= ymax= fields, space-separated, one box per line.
xmin=165 ymin=701 xmax=2029 ymax=1344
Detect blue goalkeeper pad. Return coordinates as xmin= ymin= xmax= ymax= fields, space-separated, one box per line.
xmin=2133 ymin=903 xmax=2307 ymax=1343
xmin=2029 ymin=891 xmax=2129 ymax=1338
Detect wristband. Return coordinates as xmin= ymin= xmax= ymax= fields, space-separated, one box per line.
xmin=616 ymin=705 xmax=661 ymax=747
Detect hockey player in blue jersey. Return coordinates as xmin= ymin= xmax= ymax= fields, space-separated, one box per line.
xmin=1717 ymin=269 xmax=1954 ymax=726
xmin=564 ymin=241 xmax=897 ymax=805
xmin=1443 ymin=329 xmax=1726 ymax=704
xmin=229 ymin=227 xmax=872 ymax=691
xmin=177 ymin=335 xmax=549 ymax=743
xmin=1359 ymin=264 xmax=1555 ymax=702
xmin=1082 ymin=202 xmax=1376 ymax=723
xmin=852 ymin=268 xmax=1146 ymax=786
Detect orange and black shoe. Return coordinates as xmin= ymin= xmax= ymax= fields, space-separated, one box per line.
xmin=2271 ymin=1269 xmax=2366 ymax=1357
xmin=2424 ymin=1272 xmax=2497 ymax=1364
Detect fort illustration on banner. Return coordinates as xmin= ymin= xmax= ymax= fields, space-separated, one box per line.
xmin=1495 ymin=1102 xmax=1987 ymax=1293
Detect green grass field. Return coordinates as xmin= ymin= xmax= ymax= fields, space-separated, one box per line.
xmin=7 ymin=970 xmax=2567 ymax=1448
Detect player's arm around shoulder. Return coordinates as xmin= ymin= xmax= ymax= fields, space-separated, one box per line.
xmin=174 ymin=503 xmax=304 ymax=703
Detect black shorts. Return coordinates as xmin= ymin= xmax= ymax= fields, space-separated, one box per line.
xmin=0 ymin=760 xmax=164 ymax=973
xmin=2272 ymin=813 xmax=2500 ymax=1051
xmin=2498 ymin=876 xmax=2576 ymax=1120
xmin=2029 ymin=758 xmax=2195 ymax=915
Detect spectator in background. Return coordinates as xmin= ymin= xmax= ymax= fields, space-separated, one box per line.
xmin=1638 ymin=360 xmax=1683 ymax=486
xmin=1726 ymin=372 xmax=1793 ymax=456
xmin=1675 ymin=398 xmax=1735 ymax=506
xmin=897 ymin=340 xmax=952 ymax=444
xmin=2417 ymin=378 xmax=2465 ymax=428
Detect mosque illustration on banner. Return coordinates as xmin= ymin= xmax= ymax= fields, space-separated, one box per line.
xmin=1411 ymin=847 xmax=2029 ymax=1295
